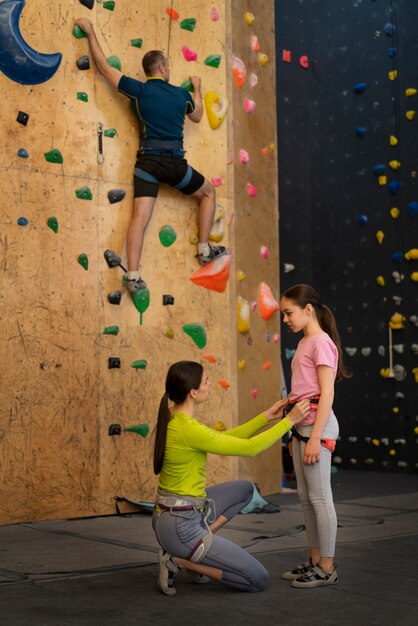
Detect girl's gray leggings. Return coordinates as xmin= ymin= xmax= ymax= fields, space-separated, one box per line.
xmin=152 ymin=480 xmax=269 ymax=592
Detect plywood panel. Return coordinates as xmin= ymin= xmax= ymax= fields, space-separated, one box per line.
xmin=0 ymin=0 xmax=280 ymax=523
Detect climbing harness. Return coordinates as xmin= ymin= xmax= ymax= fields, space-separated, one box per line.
xmin=284 ymin=396 xmax=336 ymax=453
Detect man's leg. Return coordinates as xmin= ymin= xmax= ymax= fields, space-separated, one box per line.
xmin=190 ymin=179 xmax=227 ymax=264
xmin=126 ymin=196 xmax=156 ymax=291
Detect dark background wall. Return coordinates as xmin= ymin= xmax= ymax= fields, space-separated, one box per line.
xmin=275 ymin=0 xmax=418 ymax=472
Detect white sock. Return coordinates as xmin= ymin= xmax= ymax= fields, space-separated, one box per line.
xmin=127 ymin=271 xmax=140 ymax=280
xmin=197 ymin=243 xmax=210 ymax=256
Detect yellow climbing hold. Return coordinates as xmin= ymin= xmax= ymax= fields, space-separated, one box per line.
xmin=405 ymin=248 xmax=418 ymax=260
xmin=376 ymin=230 xmax=384 ymax=244
xmin=189 ymin=233 xmax=198 ymax=245
xmin=378 ymin=175 xmax=387 ymax=185
xmin=209 ymin=204 xmax=225 ymax=242
xmin=390 ymin=207 xmax=400 ymax=218
xmin=237 ymin=270 xmax=246 ymax=282
xmin=237 ymin=296 xmax=250 ymax=334
xmin=414 ymin=426 xmax=418 ymax=435
xmin=376 ymin=275 xmax=385 ymax=286
xmin=388 ymin=70 xmax=397 ymax=80
xmin=238 ymin=359 xmax=247 ymax=370
xmin=406 ymin=88 xmax=417 ymax=96
xmin=389 ymin=160 xmax=401 ymax=170
xmin=258 ymin=53 xmax=269 ymax=67
xmin=204 ymin=91 xmax=228 ymax=130
xmin=392 ymin=407 xmax=400 ymax=413
xmin=389 ymin=135 xmax=398 ymax=146
xmin=389 ymin=312 xmax=405 ymax=329
xmin=372 ymin=439 xmax=380 ymax=446
xmin=214 ymin=421 xmax=226 ymax=431
xmin=405 ymin=110 xmax=416 ymax=121
xmin=164 ymin=327 xmax=174 ymax=339
xmin=244 ymin=12 xmax=255 ymax=26
xmin=411 ymin=272 xmax=418 ymax=282
xmin=413 ymin=367 xmax=418 ymax=383
xmin=389 ymin=449 xmax=396 ymax=456
xmin=380 ymin=368 xmax=391 ymax=378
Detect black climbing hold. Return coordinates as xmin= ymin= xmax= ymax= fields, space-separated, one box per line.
xmin=76 ymin=55 xmax=90 ymax=70
xmin=108 ymin=357 xmax=121 ymax=369
xmin=108 ymin=189 xmax=126 ymax=204
xmin=108 ymin=423 xmax=122 ymax=436
xmin=104 ymin=249 xmax=127 ymax=272
xmin=16 ymin=111 xmax=29 ymax=125
xmin=79 ymin=0 xmax=95 ymax=9
xmin=108 ymin=290 xmax=122 ymax=305
xmin=163 ymin=294 xmax=175 ymax=305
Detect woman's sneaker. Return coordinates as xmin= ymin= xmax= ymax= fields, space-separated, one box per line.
xmin=282 ymin=558 xmax=314 ymax=580
xmin=291 ymin=565 xmax=338 ymax=588
xmin=158 ymin=549 xmax=179 ymax=596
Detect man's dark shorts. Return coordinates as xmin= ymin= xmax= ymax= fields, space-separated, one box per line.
xmin=134 ymin=154 xmax=205 ymax=198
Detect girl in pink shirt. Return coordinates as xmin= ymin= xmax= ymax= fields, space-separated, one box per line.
xmin=280 ymin=284 xmax=351 ymax=589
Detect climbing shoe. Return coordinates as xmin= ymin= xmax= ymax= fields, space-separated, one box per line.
xmin=126 ymin=276 xmax=147 ymax=293
xmin=196 ymin=245 xmax=227 ymax=266
xmin=282 ymin=558 xmax=315 ymax=580
xmin=158 ymin=549 xmax=178 ymax=596
xmin=291 ymin=565 xmax=338 ymax=588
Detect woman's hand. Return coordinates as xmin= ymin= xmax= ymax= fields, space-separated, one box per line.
xmin=264 ymin=398 xmax=289 ymax=422
xmin=303 ymin=437 xmax=321 ymax=465
xmin=287 ymin=399 xmax=311 ymax=425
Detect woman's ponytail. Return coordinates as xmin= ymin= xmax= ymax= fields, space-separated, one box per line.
xmin=153 ymin=393 xmax=170 ymax=475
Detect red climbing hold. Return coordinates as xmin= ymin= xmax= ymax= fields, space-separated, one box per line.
xmin=189 ymin=254 xmax=232 ymax=293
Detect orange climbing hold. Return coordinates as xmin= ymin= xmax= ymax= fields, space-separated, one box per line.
xmin=189 ymin=253 xmax=232 ymax=293
xmin=218 ymin=379 xmax=231 ymax=389
xmin=258 ymin=282 xmax=279 ymax=321
xmin=166 ymin=7 xmax=179 ymax=20
xmin=203 ymin=354 xmax=217 ymax=363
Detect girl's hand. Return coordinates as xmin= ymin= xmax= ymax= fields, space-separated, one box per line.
xmin=287 ymin=399 xmax=311 ymax=425
xmin=264 ymin=398 xmax=289 ymax=422
xmin=303 ymin=437 xmax=321 ymax=464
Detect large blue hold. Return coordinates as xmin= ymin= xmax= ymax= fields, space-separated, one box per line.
xmin=0 ymin=0 xmax=62 ymax=85
xmin=353 ymin=82 xmax=367 ymax=94
xmin=407 ymin=201 xmax=418 ymax=217
xmin=388 ymin=181 xmax=402 ymax=195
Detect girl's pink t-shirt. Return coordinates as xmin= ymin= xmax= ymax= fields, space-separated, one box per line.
xmin=288 ymin=332 xmax=338 ymax=426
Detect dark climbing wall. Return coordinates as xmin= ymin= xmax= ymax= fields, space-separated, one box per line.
xmin=275 ymin=0 xmax=418 ymax=472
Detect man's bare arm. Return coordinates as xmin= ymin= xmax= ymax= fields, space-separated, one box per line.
xmin=75 ymin=18 xmax=122 ymax=90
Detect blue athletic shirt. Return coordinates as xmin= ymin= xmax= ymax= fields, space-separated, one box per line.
xmin=118 ymin=75 xmax=195 ymax=148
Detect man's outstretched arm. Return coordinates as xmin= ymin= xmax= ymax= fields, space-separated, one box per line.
xmin=75 ymin=18 xmax=122 ymax=90
xmin=187 ymin=76 xmax=204 ymax=123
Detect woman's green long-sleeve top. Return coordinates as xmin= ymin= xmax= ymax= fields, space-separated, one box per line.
xmin=159 ymin=411 xmax=293 ymax=498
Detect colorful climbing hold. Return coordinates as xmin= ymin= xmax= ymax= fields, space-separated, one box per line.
xmin=203 ymin=355 xmax=217 ymax=364
xmin=103 ymin=326 xmax=119 ymax=335
xmin=407 ymin=202 xmax=418 ymax=217
xmin=246 ymin=182 xmax=257 ymax=197
xmin=244 ymin=12 xmax=255 ymax=26
xmin=250 ymin=389 xmax=258 ymax=399
xmin=131 ymin=360 xmax=147 ymax=369
xmin=282 ymin=49 xmax=291 ymax=62
xmin=75 ymin=186 xmax=93 ymax=200
xmin=107 ymin=56 xmax=121 ymax=70
xmin=17 ymin=217 xmax=28 ymax=226
xmin=405 ymin=248 xmax=418 ymax=260
xmin=183 ymin=323 xmax=207 ymax=349
xmin=77 ymin=92 xmax=88 ymax=102
xmin=258 ymin=53 xmax=268 ymax=67
xmin=103 ymin=1 xmax=115 ymax=11
xmin=210 ymin=7 xmax=219 ymax=21
xmin=104 ymin=128 xmax=117 ymax=137
xmin=181 ymin=46 xmax=198 ymax=62
xmin=353 ymin=82 xmax=367 ymax=94
xmin=159 ymin=224 xmax=177 ymax=247
xmin=406 ymin=88 xmax=417 ymax=97
xmin=372 ymin=164 xmax=386 ymax=175
xmin=17 ymin=148 xmax=28 ymax=158
xmin=389 ymin=135 xmax=398 ymax=146
xmin=356 ymin=127 xmax=366 ymax=137
xmin=164 ymin=327 xmax=174 ymax=339
xmin=78 ymin=253 xmax=89 ymax=270
xmin=390 ymin=207 xmax=400 ymax=218
xmin=238 ymin=359 xmax=246 ymax=370
xmin=44 ymin=149 xmax=63 ymax=164
xmin=260 ymin=244 xmax=270 ymax=259
xmin=378 ymin=175 xmax=387 ymax=186
xmin=258 ymin=282 xmax=279 ymax=321
xmin=237 ymin=296 xmax=250 ymax=334
xmin=237 ymin=270 xmax=246 ymax=282
xmin=166 ymin=7 xmax=179 ymax=20
xmin=204 ymin=91 xmax=228 ymax=129
xmin=239 ymin=149 xmax=249 ymax=164
xmin=387 ymin=47 xmax=396 ymax=57
xmin=214 ymin=421 xmax=226 ymax=432
xmin=181 ymin=79 xmax=194 ymax=92
xmin=376 ymin=230 xmax=384 ymax=244
xmin=250 ymin=35 xmax=260 ymax=52
xmin=376 ymin=275 xmax=385 ymax=287
xmin=124 ymin=424 xmax=149 ymax=437
xmin=47 ymin=217 xmax=58 ymax=233
xmin=249 ymin=73 xmax=258 ymax=88
xmin=388 ymin=70 xmax=397 ymax=81
xmin=189 ymin=254 xmax=231 ymax=293
xmin=205 ymin=54 xmax=221 ymax=68
xmin=108 ymin=357 xmax=121 ymax=369
xmin=244 ymin=98 xmax=256 ymax=114
xmin=358 ymin=214 xmax=368 ymax=225
xmin=405 ymin=110 xmax=416 ymax=121
xmin=232 ymin=56 xmax=246 ymax=88
xmin=388 ymin=181 xmax=401 ymax=194
xmin=73 ymin=24 xmax=87 ymax=39
xmin=262 ymin=361 xmax=272 ymax=371
xmin=218 ymin=379 xmax=230 ymax=389
xmin=131 ymin=288 xmax=150 ymax=324
xmin=384 ymin=23 xmax=396 ymax=36
xmin=130 ymin=38 xmax=143 ymax=48
xmin=389 ymin=160 xmax=401 ymax=170
xmin=299 ymin=55 xmax=309 ymax=69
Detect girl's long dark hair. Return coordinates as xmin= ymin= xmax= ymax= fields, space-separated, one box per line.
xmin=281 ymin=284 xmax=351 ymax=381
xmin=153 ymin=361 xmax=203 ymax=475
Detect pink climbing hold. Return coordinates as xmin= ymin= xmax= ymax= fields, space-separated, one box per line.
xmin=244 ymin=98 xmax=256 ymax=114
xmin=250 ymin=389 xmax=258 ymax=399
xmin=299 ymin=55 xmax=309 ymax=69
xmin=210 ymin=7 xmax=220 ymax=21
xmin=250 ymin=35 xmax=260 ymax=52
xmin=239 ymin=149 xmax=249 ymax=164
xmin=182 ymin=46 xmax=198 ymax=62
xmin=211 ymin=177 xmax=224 ymax=187
xmin=249 ymin=73 xmax=258 ymax=88
xmin=226 ymin=150 xmax=234 ymax=165
xmin=246 ymin=182 xmax=257 ymax=197
xmin=260 ymin=244 xmax=270 ymax=259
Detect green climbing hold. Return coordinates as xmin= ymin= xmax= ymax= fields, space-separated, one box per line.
xmin=180 ymin=18 xmax=197 ymax=32
xmin=159 ymin=225 xmax=177 ymax=247
xmin=103 ymin=0 xmax=115 ymax=10
xmin=124 ymin=424 xmax=150 ymax=438
xmin=73 ymin=25 xmax=87 ymax=39
xmin=205 ymin=54 xmax=221 ymax=68
xmin=47 ymin=216 xmax=58 ymax=233
xmin=131 ymin=359 xmax=147 ymax=369
xmin=104 ymin=128 xmax=117 ymax=137
xmin=130 ymin=38 xmax=143 ymax=48
xmin=181 ymin=79 xmax=194 ymax=92
xmin=183 ymin=323 xmax=207 ymax=349
xmin=78 ymin=253 xmax=89 ymax=270
xmin=44 ymin=149 xmax=63 ymax=164
xmin=75 ymin=186 xmax=93 ymax=200
xmin=131 ymin=287 xmax=150 ymax=325
xmin=107 ymin=55 xmax=122 ymax=71
xmin=103 ymin=325 xmax=119 ymax=335
xmin=77 ymin=92 xmax=89 ymax=102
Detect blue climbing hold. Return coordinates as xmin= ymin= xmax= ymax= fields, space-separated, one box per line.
xmin=17 ymin=148 xmax=28 ymax=158
xmin=17 ymin=216 xmax=28 ymax=225
xmin=372 ymin=164 xmax=386 ymax=175
xmin=285 ymin=348 xmax=296 ymax=360
xmin=391 ymin=252 xmax=403 ymax=263
xmin=388 ymin=181 xmax=402 ymax=195
xmin=384 ymin=23 xmax=395 ymax=36
xmin=387 ymin=47 xmax=396 ymax=58
xmin=356 ymin=127 xmax=366 ymax=137
xmin=407 ymin=201 xmax=418 ymax=217
xmin=353 ymin=82 xmax=367 ymax=94
xmin=357 ymin=214 xmax=368 ymax=225
xmin=0 ymin=0 xmax=62 ymax=85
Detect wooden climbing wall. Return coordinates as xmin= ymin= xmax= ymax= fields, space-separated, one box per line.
xmin=0 ymin=0 xmax=281 ymax=524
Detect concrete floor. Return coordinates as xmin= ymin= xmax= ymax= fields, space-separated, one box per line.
xmin=0 ymin=470 xmax=417 ymax=626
